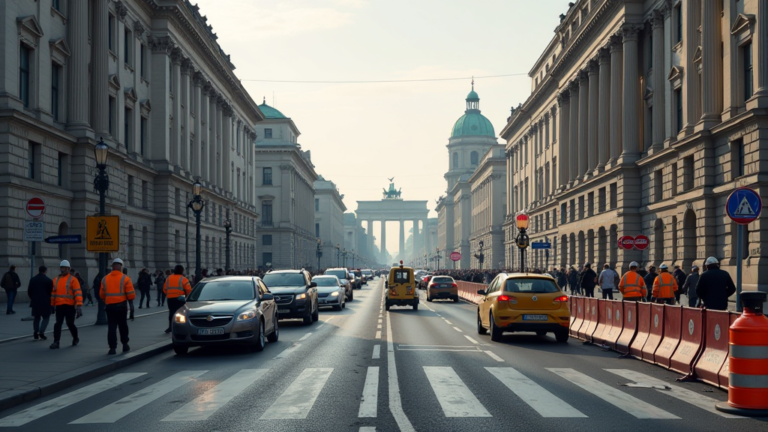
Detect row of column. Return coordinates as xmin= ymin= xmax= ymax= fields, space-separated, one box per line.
xmin=362 ymin=219 xmax=428 ymax=263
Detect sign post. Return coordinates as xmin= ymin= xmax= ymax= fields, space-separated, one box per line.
xmin=726 ymin=187 xmax=762 ymax=312
xmin=24 ymin=198 xmax=46 ymax=285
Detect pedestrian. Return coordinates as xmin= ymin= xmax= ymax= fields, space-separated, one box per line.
xmin=673 ymin=265 xmax=686 ymax=305
xmin=618 ymin=261 xmax=647 ymax=301
xmin=50 ymin=260 xmax=83 ymax=349
xmin=155 ymin=269 xmax=166 ymax=307
xmin=652 ymin=264 xmax=678 ymax=305
xmin=1 ymin=265 xmax=21 ymax=314
xmin=28 ymin=266 xmax=53 ymax=340
xmin=557 ymin=268 xmax=568 ymax=292
xmin=597 ymin=264 xmax=618 ymax=300
xmin=643 ymin=266 xmax=658 ymax=302
xmin=137 ymin=268 xmax=152 ymax=309
xmin=73 ymin=270 xmax=93 ymax=306
xmin=568 ymin=267 xmax=580 ymax=295
xmin=100 ymin=258 xmax=136 ymax=354
xmin=695 ymin=257 xmax=736 ymax=311
xmin=579 ymin=263 xmax=597 ymax=298
xmin=163 ymin=265 xmax=192 ymax=334
xmin=92 ymin=271 xmax=104 ymax=305
xmin=682 ymin=265 xmax=700 ymax=307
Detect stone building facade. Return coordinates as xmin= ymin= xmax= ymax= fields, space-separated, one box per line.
xmin=468 ymin=145 xmax=507 ymax=270
xmin=314 ymin=176 xmax=346 ymax=270
xmin=502 ymin=0 xmax=768 ymax=291
xmin=0 ymin=0 xmax=263 ymax=298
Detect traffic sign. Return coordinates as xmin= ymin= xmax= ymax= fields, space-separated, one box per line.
xmin=727 ymin=187 xmax=762 ymax=225
xmin=618 ymin=236 xmax=635 ymax=250
xmin=634 ymin=235 xmax=649 ymax=250
xmin=86 ymin=215 xmax=120 ymax=252
xmin=45 ymin=235 xmax=82 ymax=244
xmin=531 ymin=242 xmax=552 ymax=250
xmin=450 ymin=251 xmax=461 ymax=262
xmin=23 ymin=221 xmax=44 ymax=242
xmin=25 ymin=197 xmax=45 ymax=219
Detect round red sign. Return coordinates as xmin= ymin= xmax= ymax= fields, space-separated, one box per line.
xmin=26 ymin=197 xmax=46 ymax=219
xmin=633 ymin=235 xmax=649 ymax=250
xmin=450 ymin=251 xmax=461 ymax=262
xmin=618 ymin=236 xmax=635 ymax=250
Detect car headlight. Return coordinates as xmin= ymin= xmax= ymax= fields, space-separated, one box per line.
xmin=174 ymin=313 xmax=186 ymax=324
xmin=331 ymin=291 xmax=339 ymax=297
xmin=295 ymin=293 xmax=307 ymax=300
xmin=237 ymin=310 xmax=256 ymax=321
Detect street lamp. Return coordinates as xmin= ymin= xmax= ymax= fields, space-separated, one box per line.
xmin=352 ymin=252 xmax=356 ymax=268
xmin=93 ymin=137 xmax=109 ymax=325
xmin=515 ymin=213 xmax=530 ymax=272
xmin=342 ymin=248 xmax=348 ymax=268
xmin=474 ymin=240 xmax=485 ymax=271
xmin=436 ymin=247 xmax=440 ymax=271
xmin=316 ymin=238 xmax=322 ymax=270
xmin=190 ymin=181 xmax=205 ymax=282
xmin=223 ymin=212 xmax=232 ymax=271
xmin=336 ymin=243 xmax=341 ymax=267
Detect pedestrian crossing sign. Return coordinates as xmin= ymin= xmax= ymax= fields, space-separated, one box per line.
xmin=86 ymin=215 xmax=120 ymax=252
xmin=726 ymin=187 xmax=762 ymax=225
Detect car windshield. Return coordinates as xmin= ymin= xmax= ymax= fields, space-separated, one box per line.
xmin=432 ymin=277 xmax=453 ymax=284
xmin=504 ymin=278 xmax=559 ymax=293
xmin=313 ymin=277 xmax=339 ymax=287
xmin=263 ymin=273 xmax=305 ymax=286
xmin=188 ymin=280 xmax=255 ymax=301
xmin=326 ymin=270 xmax=346 ymax=280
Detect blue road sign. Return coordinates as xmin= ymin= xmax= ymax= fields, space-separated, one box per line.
xmin=44 ymin=235 xmax=82 ymax=244
xmin=726 ymin=187 xmax=762 ymax=225
xmin=531 ymin=242 xmax=552 ymax=250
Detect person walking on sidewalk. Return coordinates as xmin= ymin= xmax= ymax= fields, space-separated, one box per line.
xmin=100 ymin=258 xmax=136 ymax=355
xmin=50 ymin=260 xmax=83 ymax=349
xmin=568 ymin=267 xmax=580 ymax=295
xmin=673 ymin=265 xmax=686 ymax=305
xmin=155 ymin=269 xmax=166 ymax=307
xmin=643 ymin=266 xmax=658 ymax=302
xmin=695 ymin=257 xmax=736 ymax=311
xmin=652 ymin=264 xmax=678 ymax=305
xmin=579 ymin=263 xmax=597 ymax=298
xmin=682 ymin=265 xmax=700 ymax=307
xmin=74 ymin=270 xmax=93 ymax=306
xmin=28 ymin=266 xmax=53 ymax=340
xmin=618 ymin=261 xmax=647 ymax=301
xmin=2 ymin=265 xmax=21 ymax=314
xmin=163 ymin=265 xmax=192 ymax=334
xmin=557 ymin=268 xmax=568 ymax=293
xmin=137 ymin=268 xmax=152 ymax=309
xmin=597 ymin=264 xmax=618 ymax=300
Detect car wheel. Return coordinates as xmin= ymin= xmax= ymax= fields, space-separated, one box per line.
xmin=251 ymin=320 xmax=265 ymax=352
xmin=173 ymin=345 xmax=188 ymax=355
xmin=342 ymin=301 xmax=346 ymax=309
xmin=427 ymin=294 xmax=432 ymax=302
xmin=267 ymin=316 xmax=279 ymax=343
xmin=490 ymin=312 xmax=503 ymax=342
xmin=333 ymin=303 xmax=342 ymax=311
xmin=477 ymin=312 xmax=488 ymax=335
xmin=453 ymin=296 xmax=460 ymax=303
xmin=555 ymin=330 xmax=569 ymax=343
xmin=413 ymin=303 xmax=418 ymax=311
xmin=303 ymin=306 xmax=313 ymax=325
xmin=348 ymin=290 xmax=354 ymax=302
xmin=311 ymin=302 xmax=319 ymax=322
xmin=385 ymin=303 xmax=390 ymax=311
xmin=536 ymin=331 xmax=547 ymax=337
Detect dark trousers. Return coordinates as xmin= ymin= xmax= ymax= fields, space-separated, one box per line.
xmin=583 ymin=287 xmax=595 ymax=298
xmin=167 ymin=297 xmax=183 ymax=329
xmin=139 ymin=289 xmax=151 ymax=307
xmin=688 ymin=296 xmax=699 ymax=308
xmin=602 ymin=289 xmax=614 ymax=300
xmin=106 ymin=308 xmax=129 ymax=348
xmin=53 ymin=305 xmax=78 ymax=342
xmin=5 ymin=290 xmax=16 ymax=312
xmin=657 ymin=297 xmax=675 ymax=305
xmin=33 ymin=314 xmax=50 ymax=334
xmin=83 ymin=288 xmax=94 ymax=305
xmin=156 ymin=287 xmax=166 ymax=306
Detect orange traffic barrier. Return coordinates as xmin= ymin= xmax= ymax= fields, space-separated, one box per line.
xmin=670 ymin=307 xmax=704 ymax=375
xmin=655 ymin=305 xmax=683 ymax=368
xmin=592 ymin=300 xmax=610 ymax=345
xmin=605 ymin=300 xmax=624 ymax=350
xmin=630 ymin=302 xmax=651 ymax=358
xmin=580 ymin=298 xmax=599 ymax=342
xmin=718 ymin=312 xmax=741 ymax=389
xmin=641 ymin=304 xmax=665 ymax=364
xmin=693 ymin=310 xmax=731 ymax=389
xmin=570 ymin=297 xmax=586 ymax=338
xmin=615 ymin=301 xmax=638 ymax=354
xmin=569 ymin=297 xmax=577 ymax=329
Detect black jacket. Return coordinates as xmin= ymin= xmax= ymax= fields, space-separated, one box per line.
xmin=137 ymin=272 xmax=152 ymax=291
xmin=696 ymin=268 xmax=736 ymax=311
xmin=568 ymin=271 xmax=579 ymax=287
xmin=579 ymin=269 xmax=597 ymax=290
xmin=644 ymin=272 xmax=658 ymax=300
xmin=1 ymin=270 xmax=21 ymax=291
xmin=673 ymin=269 xmax=687 ymax=290
xmin=27 ymin=273 xmax=53 ymax=316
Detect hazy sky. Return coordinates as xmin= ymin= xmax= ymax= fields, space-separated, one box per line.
xmin=196 ymin=0 xmax=567 ymax=253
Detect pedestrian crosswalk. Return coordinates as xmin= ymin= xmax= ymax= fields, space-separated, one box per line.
xmin=0 ymin=365 xmax=740 ymax=427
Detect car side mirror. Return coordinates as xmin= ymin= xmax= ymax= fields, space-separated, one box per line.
xmin=476 ymin=290 xmax=486 ymax=295
xmin=309 ymin=282 xmax=318 ymax=288
xmin=261 ymin=293 xmax=274 ymax=301
xmin=177 ymin=295 xmax=187 ymax=304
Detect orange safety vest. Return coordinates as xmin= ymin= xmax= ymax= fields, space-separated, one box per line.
xmin=653 ymin=272 xmax=678 ymax=299
xmin=619 ymin=271 xmax=647 ymax=299
xmin=163 ymin=274 xmax=191 ymax=299
xmin=100 ymin=271 xmax=136 ymax=305
xmin=51 ymin=274 xmax=83 ymax=307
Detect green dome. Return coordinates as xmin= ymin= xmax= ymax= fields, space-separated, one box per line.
xmin=258 ymin=102 xmax=287 ymax=119
xmin=451 ymin=85 xmax=494 ymax=138
xmin=466 ymin=89 xmax=479 ymax=101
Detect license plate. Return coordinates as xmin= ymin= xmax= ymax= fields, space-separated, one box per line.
xmin=278 ymin=309 xmax=291 ymax=314
xmin=523 ymin=315 xmax=548 ymax=321
xmin=197 ymin=328 xmax=225 ymax=335
xmin=439 ymin=284 xmax=448 ymax=288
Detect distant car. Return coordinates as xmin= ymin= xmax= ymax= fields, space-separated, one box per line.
xmin=346 ymin=270 xmax=361 ymax=289
xmin=262 ymin=270 xmax=319 ymax=325
xmin=312 ymin=275 xmax=346 ymax=311
xmin=427 ymin=276 xmax=459 ymax=302
xmin=323 ymin=268 xmax=354 ymax=301
xmin=354 ymin=270 xmax=366 ymax=285
xmin=361 ymin=269 xmax=374 ymax=280
xmin=418 ymin=274 xmax=434 ymax=290
xmin=171 ymin=276 xmax=279 ymax=355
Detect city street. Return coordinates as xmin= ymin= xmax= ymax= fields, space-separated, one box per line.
xmin=0 ymin=277 xmax=764 ymax=432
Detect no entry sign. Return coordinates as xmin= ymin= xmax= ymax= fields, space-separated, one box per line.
xmin=450 ymin=251 xmax=461 ymax=262
xmin=633 ymin=235 xmax=649 ymax=250
xmin=618 ymin=236 xmax=635 ymax=250
xmin=26 ymin=197 xmax=46 ymax=219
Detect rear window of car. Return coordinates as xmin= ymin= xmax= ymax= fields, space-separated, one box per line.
xmin=504 ymin=278 xmax=559 ymax=293
xmin=391 ymin=270 xmax=411 ymax=283
xmin=263 ymin=273 xmax=306 ymax=286
xmin=432 ymin=277 xmax=453 ymax=284
xmin=325 ymin=270 xmax=346 ymax=280
xmin=313 ymin=277 xmax=339 ymax=287
xmin=189 ymin=281 xmax=255 ymax=301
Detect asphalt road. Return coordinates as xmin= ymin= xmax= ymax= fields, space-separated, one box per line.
xmin=0 ymin=276 xmax=765 ymax=432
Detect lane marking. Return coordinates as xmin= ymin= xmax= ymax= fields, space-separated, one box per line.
xmin=444 ymin=320 xmax=453 ymax=325
xmin=372 ymin=344 xmax=381 ymax=359
xmin=423 ymin=366 xmax=491 ymax=418
xmin=377 ymin=324 xmax=382 ymax=329
xmin=274 ymin=343 xmax=301 ymax=359
xmin=453 ymin=326 xmax=463 ymax=333
xmin=71 ymin=371 xmax=207 ymax=424
xmin=162 ymin=369 xmax=268 ymax=421
xmin=484 ymin=351 xmax=504 ymax=362
xmin=358 ymin=366 xmax=380 ymax=418
xmin=547 ymin=368 xmax=679 ymax=419
xmin=260 ymin=368 xmax=334 ymax=419
xmin=486 ymin=367 xmax=586 ymax=418
xmin=359 ymin=427 xmax=376 ymax=432
xmin=387 ymin=308 xmax=416 ymax=431
xmin=299 ymin=332 xmax=312 ymax=341
xmin=0 ymin=373 xmax=146 ymax=427
xmin=464 ymin=335 xmax=479 ymax=344
xmin=375 ymin=330 xmax=382 ymax=339
xmin=604 ymin=369 xmax=743 ymax=419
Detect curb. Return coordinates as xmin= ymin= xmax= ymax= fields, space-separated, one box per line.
xmin=0 ymin=339 xmax=172 ymax=412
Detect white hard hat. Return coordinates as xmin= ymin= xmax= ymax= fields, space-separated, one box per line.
xmin=629 ymin=261 xmax=639 ymax=268
xmin=59 ymin=260 xmax=71 ymax=267
xmin=112 ymin=258 xmax=124 ymax=266
xmin=705 ymin=256 xmax=719 ymax=266
xmin=659 ymin=263 xmax=668 ymax=270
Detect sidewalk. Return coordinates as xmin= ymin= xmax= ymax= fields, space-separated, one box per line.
xmin=0 ymin=302 xmax=172 ymax=411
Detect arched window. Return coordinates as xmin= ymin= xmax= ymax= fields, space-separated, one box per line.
xmin=452 ymin=152 xmax=458 ymax=168
xmin=470 ymin=151 xmax=479 ymax=165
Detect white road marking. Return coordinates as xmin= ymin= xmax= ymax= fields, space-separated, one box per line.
xmin=435 ymin=313 xmax=441 ymax=317
xmin=548 ymin=368 xmax=679 ymax=419
xmin=359 ymin=428 xmax=376 ymax=432
xmin=273 ymin=343 xmax=301 ymax=359
xmin=260 ymin=368 xmax=333 ymax=419
xmin=0 ymin=373 xmax=146 ymax=427
xmin=483 ymin=351 xmax=504 ymax=362
xmin=605 ymin=369 xmax=743 ymax=419
xmin=71 ymin=371 xmax=207 ymax=424
xmin=358 ymin=367 xmax=380 ymax=418
xmin=453 ymin=326 xmax=463 ymax=333
xmin=487 ymin=367 xmax=586 ymax=418
xmin=423 ymin=366 xmax=491 ymax=418
xmin=299 ymin=332 xmax=312 ymax=341
xmin=387 ymin=310 xmax=416 ymax=431
xmin=464 ymin=335 xmax=479 ymax=344
xmin=375 ymin=330 xmax=382 ymax=339
xmin=444 ymin=320 xmax=453 ymax=325
xmin=372 ymin=344 xmax=381 ymax=359
xmin=162 ymin=369 xmax=268 ymax=421
xmin=377 ymin=324 xmax=382 ymax=329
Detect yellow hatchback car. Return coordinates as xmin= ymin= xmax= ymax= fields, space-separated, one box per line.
xmin=476 ymin=273 xmax=570 ymax=343
xmin=385 ymin=263 xmax=418 ymax=311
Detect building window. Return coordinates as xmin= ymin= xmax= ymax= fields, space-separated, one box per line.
xmin=683 ymin=156 xmax=694 ymax=191
xmin=140 ymin=117 xmax=147 ymax=155
xmin=609 ymin=183 xmax=617 ymax=209
xmin=51 ymin=63 xmax=61 ymax=121
xmin=140 ymin=43 xmax=146 ymax=78
xmin=262 ymin=201 xmax=273 ymax=225
xmin=675 ymin=4 xmax=682 ymax=44
xmin=263 ymin=235 xmax=272 ymax=246
xmin=124 ymin=29 xmax=132 ymax=66
xmin=19 ymin=45 xmax=31 ymax=108
xmin=52 ymin=0 xmax=61 ymax=11
xmin=28 ymin=142 xmax=40 ymax=180
xmin=733 ymin=139 xmax=745 ymax=178
xmin=743 ymin=42 xmax=753 ymax=101
xmin=263 ymin=167 xmax=272 ymax=185
xmin=108 ymin=14 xmax=116 ymax=52
xmin=57 ymin=152 xmax=68 ymax=187
xmin=315 ymin=198 xmax=319 ymax=212
xmin=315 ymin=223 xmax=320 ymax=238
xmin=262 ymin=253 xmax=273 ymax=267
xmin=128 ymin=176 xmax=135 ymax=206
xmin=124 ymin=106 xmax=132 ymax=149
xmin=142 ymin=180 xmax=149 ymax=209
xmin=264 ymin=128 xmax=272 ymax=139
xmin=675 ymin=89 xmax=683 ymax=134
xmin=470 ymin=151 xmax=479 ymax=165
xmin=452 ymin=152 xmax=458 ymax=168
xmin=671 ymin=163 xmax=678 ymax=196
xmin=108 ymin=97 xmax=116 ymax=136
xmin=654 ymin=170 xmax=663 ymax=202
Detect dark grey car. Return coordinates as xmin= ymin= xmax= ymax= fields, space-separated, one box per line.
xmin=262 ymin=270 xmax=319 ymax=325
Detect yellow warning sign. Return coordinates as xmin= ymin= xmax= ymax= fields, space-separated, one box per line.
xmin=86 ymin=216 xmax=120 ymax=252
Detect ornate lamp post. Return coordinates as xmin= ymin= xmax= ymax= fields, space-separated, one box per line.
xmin=336 ymin=243 xmax=341 ymax=267
xmin=93 ymin=138 xmax=110 ymax=325
xmin=351 ymin=251 xmax=356 ymax=268
xmin=436 ymin=247 xmax=440 ymax=271
xmin=190 ymin=181 xmax=205 ymax=282
xmin=342 ymin=248 xmax=348 ymax=267
xmin=316 ymin=238 xmax=322 ymax=270
xmin=474 ymin=240 xmax=485 ymax=271
xmin=223 ymin=213 xmax=232 ymax=271
xmin=515 ymin=213 xmax=530 ymax=272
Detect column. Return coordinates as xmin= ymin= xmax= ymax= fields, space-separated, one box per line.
xmin=223 ymin=106 xmax=232 ymax=192
xmin=66 ymin=0 xmax=89 ymax=130
xmin=568 ymin=80 xmax=579 ymax=185
xmin=587 ymin=60 xmax=599 ymax=176
xmin=621 ymin=25 xmax=641 ymax=162
xmin=597 ymin=48 xmax=610 ymax=170
xmin=753 ymin=0 xmax=768 ymax=105
xmin=192 ymin=72 xmax=203 ymax=178
xmin=380 ymin=221 xmax=387 ymax=262
xmin=683 ymin=0 xmax=700 ymax=132
xmin=209 ymin=90 xmax=218 ymax=185
xmin=170 ymin=50 xmax=182 ymax=166
xmin=651 ymin=10 xmax=666 ymax=148
xmin=609 ymin=35 xmax=623 ymax=165
xmin=399 ymin=220 xmax=405 ymax=260
xmin=557 ymin=91 xmax=570 ymax=189
xmin=700 ymin=0 xmax=722 ymax=127
xmin=412 ymin=219 xmax=420 ymax=258
xmin=180 ymin=59 xmax=191 ymax=171
xmin=367 ymin=220 xmax=374 ymax=257
xmin=217 ymin=98 xmax=224 ymax=187
xmin=91 ymin=0 xmax=109 ymax=137
xmin=578 ymin=70 xmax=589 ymax=178
xmin=201 ymin=82 xmax=210 ymax=181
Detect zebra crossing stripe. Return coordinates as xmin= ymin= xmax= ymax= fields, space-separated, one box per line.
xmin=161 ymin=369 xmax=269 ymax=422
xmin=423 ymin=366 xmax=491 ymax=418
xmin=259 ymin=368 xmax=333 ymax=420
xmin=358 ymin=367 xmax=379 ymax=418
xmin=70 ymin=371 xmax=207 ymax=424
xmin=0 ymin=373 xmax=146 ymax=427
xmin=547 ymin=368 xmax=679 ymax=419
xmin=372 ymin=344 xmax=381 ymax=359
xmin=486 ymin=367 xmax=586 ymax=418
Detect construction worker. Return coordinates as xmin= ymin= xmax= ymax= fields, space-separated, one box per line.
xmin=652 ymin=263 xmax=678 ymax=305
xmin=100 ymin=258 xmax=136 ymax=355
xmin=618 ymin=261 xmax=647 ymax=301
xmin=163 ymin=265 xmax=192 ymax=333
xmin=50 ymin=260 xmax=83 ymax=349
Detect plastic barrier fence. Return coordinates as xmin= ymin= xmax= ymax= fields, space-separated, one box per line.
xmin=630 ymin=303 xmax=651 ymax=358
xmin=669 ymin=307 xmax=704 ymax=375
xmin=592 ymin=300 xmax=609 ymax=345
xmin=615 ymin=301 xmax=638 ymax=354
xmin=654 ymin=305 xmax=682 ymax=368
xmin=641 ymin=304 xmax=665 ymax=364
xmin=605 ymin=300 xmax=624 ymax=350
xmin=693 ymin=310 xmax=731 ymax=389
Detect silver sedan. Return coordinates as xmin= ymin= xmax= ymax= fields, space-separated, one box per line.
xmin=312 ymin=275 xmax=346 ymax=311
